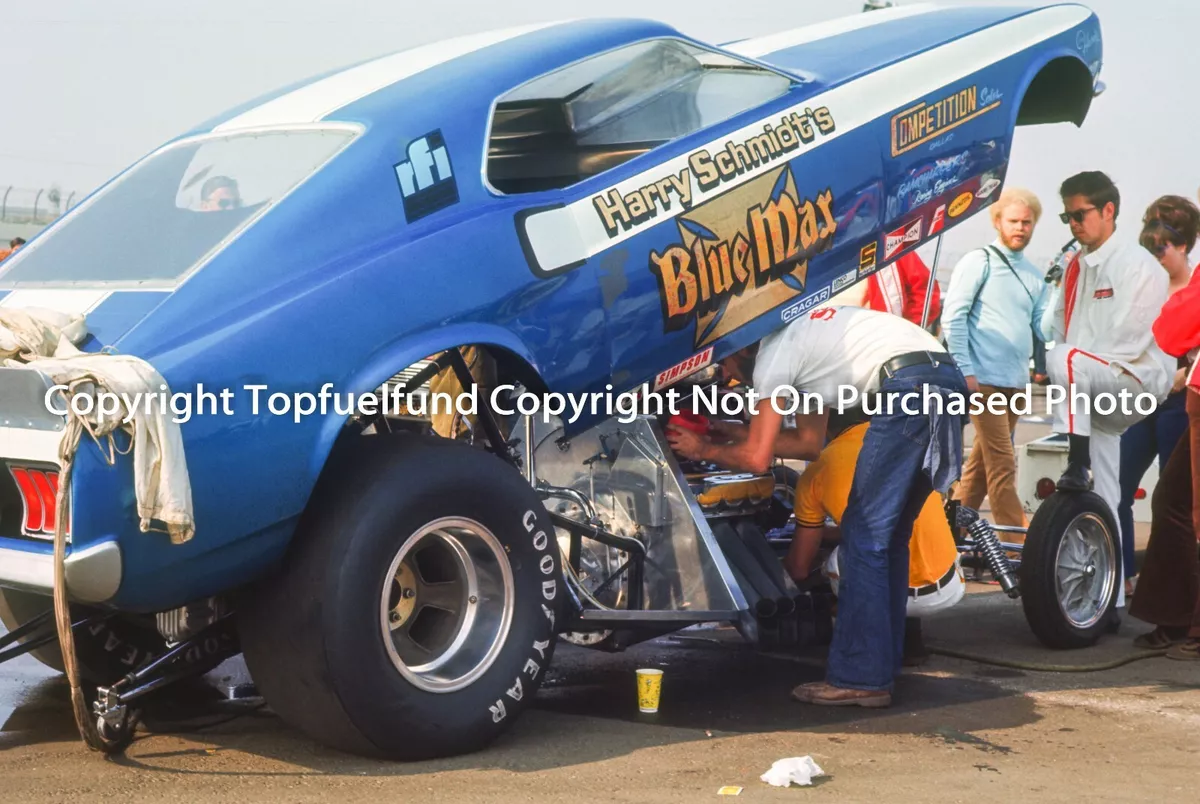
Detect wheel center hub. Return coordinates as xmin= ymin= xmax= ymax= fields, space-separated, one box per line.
xmin=1084 ymin=564 xmax=1096 ymax=578
xmin=390 ymin=563 xmax=418 ymax=627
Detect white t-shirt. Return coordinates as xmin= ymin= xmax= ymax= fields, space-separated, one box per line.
xmin=753 ymin=305 xmax=945 ymax=405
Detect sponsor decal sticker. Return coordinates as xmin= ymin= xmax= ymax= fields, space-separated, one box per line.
xmin=884 ymin=218 xmax=922 ymax=261
xmin=831 ymin=269 xmax=857 ymax=294
xmin=1093 ymin=288 xmax=1113 ymax=299
xmin=928 ymin=204 xmax=947 ymax=236
xmin=977 ymin=176 xmax=1002 ymax=200
xmin=653 ymin=347 xmax=715 ymax=392
xmin=781 ymin=286 xmax=830 ymax=324
xmin=858 ymin=242 xmax=878 ymax=278
xmin=649 ymin=166 xmax=837 ymax=347
xmin=593 ymin=107 xmax=836 ymax=239
xmin=393 ymin=130 xmax=458 ymax=222
xmin=890 ymin=85 xmax=1003 ymax=157
xmin=948 ymin=191 xmax=974 ymax=218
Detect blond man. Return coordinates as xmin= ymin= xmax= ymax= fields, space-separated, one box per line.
xmin=943 ymin=188 xmax=1051 ymax=526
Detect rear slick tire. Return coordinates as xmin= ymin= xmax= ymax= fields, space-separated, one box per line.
xmin=1019 ymin=491 xmax=1120 ymax=650
xmin=239 ymin=434 xmax=561 ymax=760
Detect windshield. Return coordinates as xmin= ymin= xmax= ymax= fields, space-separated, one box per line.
xmin=0 ymin=128 xmax=356 ymax=288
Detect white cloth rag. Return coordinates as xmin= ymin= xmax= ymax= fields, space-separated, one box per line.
xmin=761 ymin=756 xmax=825 ymax=788
xmin=0 ymin=306 xmax=88 ymax=361
xmin=7 ymin=352 xmax=195 ymax=545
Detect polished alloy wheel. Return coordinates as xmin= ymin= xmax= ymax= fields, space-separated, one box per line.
xmin=380 ymin=518 xmax=514 ymax=693
xmin=1053 ymin=512 xmax=1116 ymax=631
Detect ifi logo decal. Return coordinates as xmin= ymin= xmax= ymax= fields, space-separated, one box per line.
xmin=649 ymin=166 xmax=837 ymax=348
xmin=394 ymin=130 xmax=458 ymax=223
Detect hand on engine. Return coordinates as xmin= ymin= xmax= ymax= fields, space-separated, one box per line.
xmin=665 ymin=426 xmax=710 ymax=462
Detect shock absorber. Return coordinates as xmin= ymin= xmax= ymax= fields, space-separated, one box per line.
xmin=957 ymin=508 xmax=1020 ymax=598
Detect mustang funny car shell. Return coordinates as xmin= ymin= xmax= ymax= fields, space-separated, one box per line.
xmin=0 ymin=3 xmax=1103 ymax=759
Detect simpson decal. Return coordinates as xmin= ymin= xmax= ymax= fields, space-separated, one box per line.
xmin=650 ymin=166 xmax=837 ymax=347
xmin=890 ymin=85 xmax=1002 ymax=157
xmin=593 ymin=107 xmax=835 ymax=238
xmin=653 ymin=348 xmax=715 ymax=392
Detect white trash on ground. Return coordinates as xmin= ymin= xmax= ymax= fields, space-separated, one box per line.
xmin=761 ymin=756 xmax=825 ymax=787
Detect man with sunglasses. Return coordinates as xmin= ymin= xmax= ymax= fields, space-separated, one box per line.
xmin=198 ymin=175 xmax=243 ymax=212
xmin=1044 ymin=173 xmax=1174 ymax=578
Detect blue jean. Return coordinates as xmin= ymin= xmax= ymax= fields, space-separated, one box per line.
xmin=1118 ymin=391 xmax=1189 ymax=575
xmin=827 ymin=361 xmax=967 ymax=692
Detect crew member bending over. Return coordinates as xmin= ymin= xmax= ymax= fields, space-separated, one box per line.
xmin=667 ymin=306 xmax=966 ymax=708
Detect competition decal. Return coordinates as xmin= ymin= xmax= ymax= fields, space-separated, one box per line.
xmin=890 ymin=84 xmax=1003 ymax=157
xmin=649 ymin=166 xmax=837 ymax=347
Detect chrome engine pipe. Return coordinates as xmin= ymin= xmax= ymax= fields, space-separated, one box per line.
xmin=535 ymin=481 xmax=599 ymax=524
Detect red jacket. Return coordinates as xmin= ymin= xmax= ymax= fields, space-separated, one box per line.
xmin=1153 ymin=267 xmax=1200 ymax=389
xmin=865 ymin=252 xmax=942 ymax=326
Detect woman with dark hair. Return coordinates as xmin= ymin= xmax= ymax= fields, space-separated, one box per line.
xmin=1128 ymin=194 xmax=1200 ymax=649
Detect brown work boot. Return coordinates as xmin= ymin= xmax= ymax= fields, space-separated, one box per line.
xmin=791 ymin=681 xmax=891 ymax=708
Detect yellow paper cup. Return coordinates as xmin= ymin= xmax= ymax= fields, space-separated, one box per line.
xmin=636 ymin=668 xmax=663 ymax=713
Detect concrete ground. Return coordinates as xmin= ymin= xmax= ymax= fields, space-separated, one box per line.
xmin=1 ymin=394 xmax=1192 ymax=801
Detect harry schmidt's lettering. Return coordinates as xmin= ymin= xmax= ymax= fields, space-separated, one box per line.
xmin=592 ymin=107 xmax=836 ymax=239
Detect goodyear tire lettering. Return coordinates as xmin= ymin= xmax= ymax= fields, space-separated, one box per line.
xmin=506 ymin=677 xmax=524 ymax=702
xmin=532 ymin=639 xmax=549 ymax=659
xmin=523 ymin=658 xmax=540 ymax=679
xmin=523 ymin=510 xmax=537 ymax=531
xmin=489 ymin=699 xmax=507 ymax=723
xmin=542 ymin=580 xmax=557 ymax=600
xmin=532 ymin=530 xmax=548 ymax=551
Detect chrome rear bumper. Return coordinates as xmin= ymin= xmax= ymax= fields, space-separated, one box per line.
xmin=0 ymin=541 xmax=122 ymax=602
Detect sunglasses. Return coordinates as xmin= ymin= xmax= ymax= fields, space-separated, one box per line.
xmin=1139 ymin=219 xmax=1182 ymax=257
xmin=217 ymin=198 xmax=241 ymax=210
xmin=1059 ymin=206 xmax=1097 ymax=224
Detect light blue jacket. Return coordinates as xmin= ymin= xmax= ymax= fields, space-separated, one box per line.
xmin=943 ymin=240 xmax=1050 ymax=389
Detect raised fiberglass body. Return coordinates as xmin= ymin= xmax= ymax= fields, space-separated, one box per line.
xmin=0 ymin=4 xmax=1103 ymax=613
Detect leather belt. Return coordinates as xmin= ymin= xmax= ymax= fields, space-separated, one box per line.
xmin=879 ymin=350 xmax=955 ymax=383
xmin=909 ymin=563 xmax=959 ymax=598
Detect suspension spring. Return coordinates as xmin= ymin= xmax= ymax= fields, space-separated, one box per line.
xmin=968 ymin=518 xmax=1021 ymax=598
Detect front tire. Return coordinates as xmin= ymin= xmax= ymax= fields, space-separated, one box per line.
xmin=239 ymin=434 xmax=561 ymax=760
xmin=1019 ymin=491 xmax=1120 ymax=649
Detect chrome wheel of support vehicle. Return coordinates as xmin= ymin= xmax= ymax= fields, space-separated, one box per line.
xmin=1053 ymin=512 xmax=1116 ymax=631
xmin=381 ymin=518 xmax=515 ymax=693
xmin=240 ymin=434 xmax=560 ymax=760
xmin=1020 ymin=491 xmax=1120 ymax=649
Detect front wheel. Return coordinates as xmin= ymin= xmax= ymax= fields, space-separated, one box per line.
xmin=239 ymin=434 xmax=561 ymax=760
xmin=1019 ymin=491 xmax=1120 ymax=649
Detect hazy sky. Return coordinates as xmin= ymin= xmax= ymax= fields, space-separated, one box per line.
xmin=2 ymin=0 xmax=1197 ymax=264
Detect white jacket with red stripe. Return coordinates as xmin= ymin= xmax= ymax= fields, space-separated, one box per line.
xmin=1043 ymin=237 xmax=1174 ymax=400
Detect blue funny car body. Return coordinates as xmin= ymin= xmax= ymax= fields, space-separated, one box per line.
xmin=0 ymin=3 xmax=1102 ymax=759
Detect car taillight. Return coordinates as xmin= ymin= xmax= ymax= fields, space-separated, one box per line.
xmin=7 ymin=466 xmax=67 ymax=537
xmin=1035 ymin=478 xmax=1056 ymax=500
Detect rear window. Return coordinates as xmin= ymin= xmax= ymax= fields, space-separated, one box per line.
xmin=0 ymin=128 xmax=356 ymax=289
xmin=487 ymin=39 xmax=794 ymax=194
